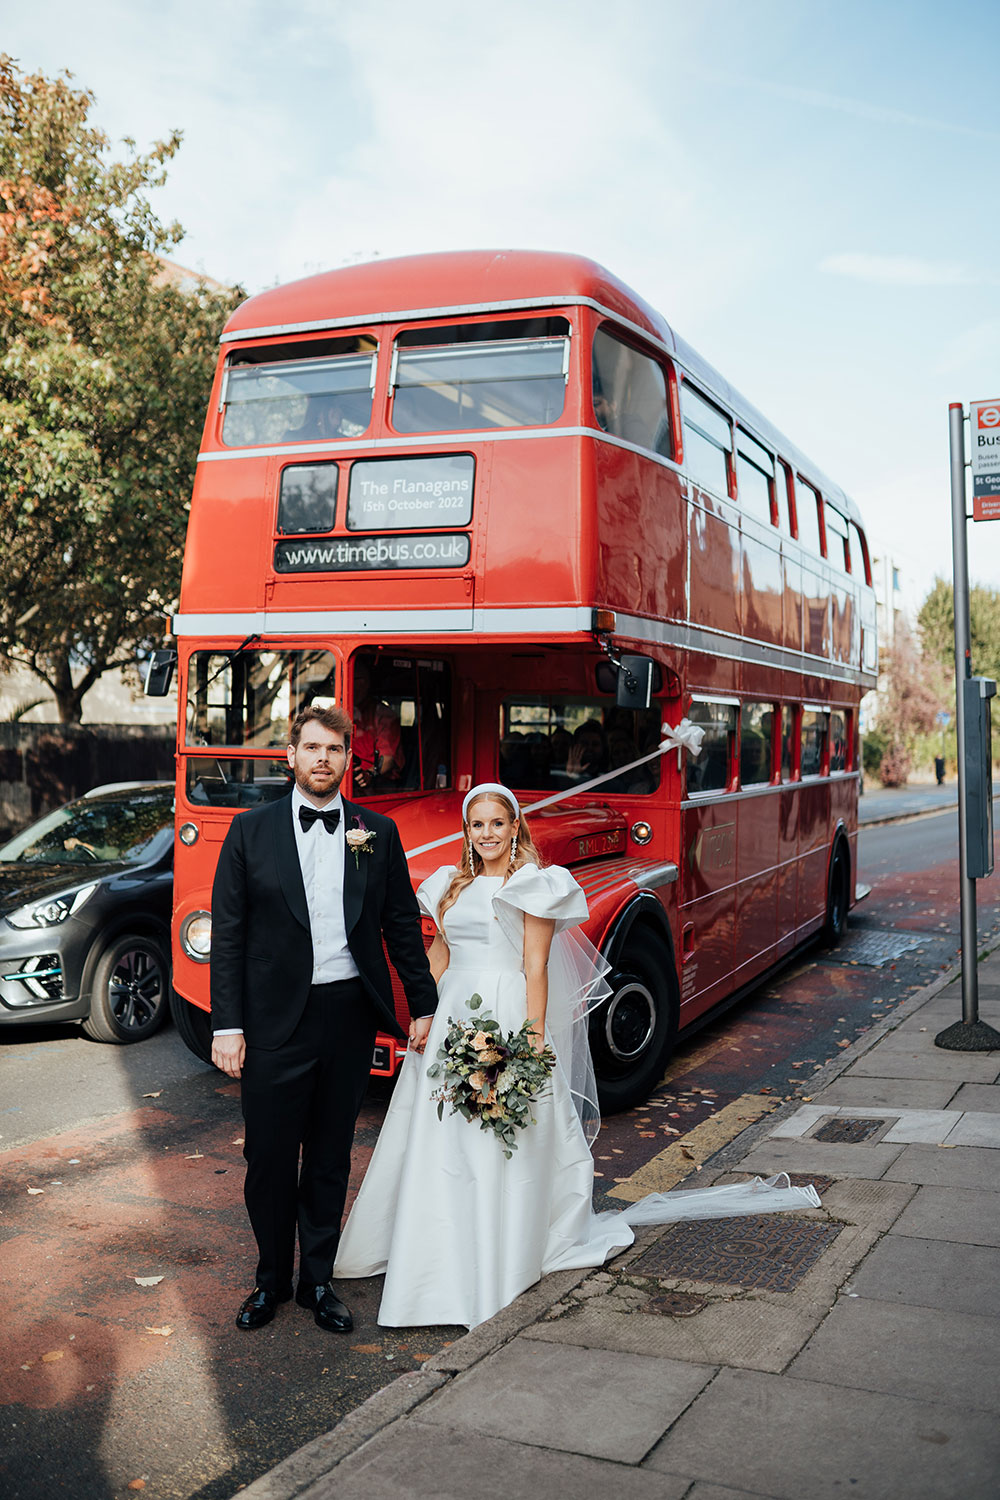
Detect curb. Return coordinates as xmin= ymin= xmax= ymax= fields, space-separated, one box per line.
xmin=234 ymin=937 xmax=991 ymax=1500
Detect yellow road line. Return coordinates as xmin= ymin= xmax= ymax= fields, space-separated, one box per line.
xmin=605 ymin=1093 xmax=782 ymax=1202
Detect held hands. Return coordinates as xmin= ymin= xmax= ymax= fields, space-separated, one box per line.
xmin=212 ymin=1032 xmax=246 ymax=1079
xmin=408 ymin=1015 xmax=433 ymax=1054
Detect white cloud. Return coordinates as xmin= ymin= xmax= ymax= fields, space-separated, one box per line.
xmin=819 ymin=254 xmax=987 ymax=288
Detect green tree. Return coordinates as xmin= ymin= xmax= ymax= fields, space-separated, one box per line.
xmin=0 ymin=56 xmax=241 ymax=722
xmin=917 ymin=577 xmax=1000 ymax=682
xmin=874 ymin=620 xmax=948 ymax=787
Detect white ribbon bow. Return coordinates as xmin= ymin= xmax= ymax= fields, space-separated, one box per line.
xmin=660 ymin=716 xmax=706 ymax=768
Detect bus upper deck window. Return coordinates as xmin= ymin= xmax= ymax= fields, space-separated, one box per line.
xmin=795 ymin=477 xmax=823 ymax=554
xmin=680 ymin=385 xmax=732 ymax=496
xmin=390 ymin=317 xmax=570 ymax=434
xmin=591 ymin=327 xmax=672 ymax=458
xmin=824 ymin=503 xmax=850 ymax=573
xmin=849 ymin=520 xmax=871 ymax=584
xmin=220 ymin=337 xmax=377 ymax=447
xmin=736 ymin=430 xmax=775 ymax=526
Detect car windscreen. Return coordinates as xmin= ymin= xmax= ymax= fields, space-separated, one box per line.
xmin=0 ymin=791 xmax=175 ymax=866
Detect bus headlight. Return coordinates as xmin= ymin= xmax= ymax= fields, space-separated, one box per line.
xmin=180 ymin=910 xmax=212 ymax=962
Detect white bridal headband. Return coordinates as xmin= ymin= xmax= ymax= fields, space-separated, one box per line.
xmin=461 ymin=783 xmax=521 ymax=822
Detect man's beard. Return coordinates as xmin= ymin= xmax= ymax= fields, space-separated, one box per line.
xmin=296 ymin=767 xmax=344 ymax=801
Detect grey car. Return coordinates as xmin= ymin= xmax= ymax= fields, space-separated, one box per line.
xmin=0 ymin=782 xmax=174 ymax=1043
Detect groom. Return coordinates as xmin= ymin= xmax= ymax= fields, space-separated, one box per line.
xmin=210 ymin=703 xmax=437 ymax=1332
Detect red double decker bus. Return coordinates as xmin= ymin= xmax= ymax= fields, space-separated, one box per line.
xmin=165 ymin=250 xmax=876 ymax=1111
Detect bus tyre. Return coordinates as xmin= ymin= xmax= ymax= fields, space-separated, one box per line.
xmin=169 ymin=986 xmax=215 ymax=1066
xmin=82 ymin=935 xmax=170 ymax=1044
xmin=590 ymin=931 xmax=678 ymax=1115
xmin=823 ymin=844 xmax=851 ymax=947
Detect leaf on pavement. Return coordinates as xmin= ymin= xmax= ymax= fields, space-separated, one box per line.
xmin=134 ymin=1276 xmax=164 ymax=1287
xmin=141 ymin=1091 xmax=162 ymax=1099
xmin=41 ymin=1350 xmax=64 ymax=1363
xmin=27 ymin=1186 xmax=44 ymax=1195
xmin=145 ymin=1325 xmax=173 ymax=1336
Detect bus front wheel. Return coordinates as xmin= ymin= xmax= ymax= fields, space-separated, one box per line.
xmin=169 ymin=986 xmax=215 ymax=1066
xmin=590 ymin=931 xmax=678 ymax=1115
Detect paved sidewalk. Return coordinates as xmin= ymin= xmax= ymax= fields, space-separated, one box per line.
xmin=241 ymin=958 xmax=1000 ymax=1500
xmin=858 ymin=778 xmax=1000 ymax=826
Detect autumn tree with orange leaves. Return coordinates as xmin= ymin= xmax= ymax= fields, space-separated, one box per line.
xmin=0 ymin=57 xmax=240 ymax=721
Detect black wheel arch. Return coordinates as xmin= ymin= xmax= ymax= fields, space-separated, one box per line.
xmin=602 ymin=890 xmax=679 ymax=991
xmin=79 ymin=912 xmax=171 ymax=1005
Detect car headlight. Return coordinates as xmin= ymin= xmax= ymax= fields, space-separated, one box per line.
xmin=180 ymin=910 xmax=212 ymax=962
xmin=6 ymin=883 xmax=99 ymax=930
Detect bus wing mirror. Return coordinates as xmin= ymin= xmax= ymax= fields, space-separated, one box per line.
xmin=616 ymin=655 xmax=654 ymax=710
xmin=142 ymin=650 xmax=177 ymax=697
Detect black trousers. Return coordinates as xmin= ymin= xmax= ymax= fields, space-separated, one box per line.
xmin=240 ymin=978 xmax=377 ymax=1293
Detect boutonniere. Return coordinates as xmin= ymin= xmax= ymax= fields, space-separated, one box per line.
xmin=345 ymin=818 xmax=376 ymax=869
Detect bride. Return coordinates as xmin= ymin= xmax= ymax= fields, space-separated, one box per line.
xmin=334 ymin=783 xmax=818 ymax=1329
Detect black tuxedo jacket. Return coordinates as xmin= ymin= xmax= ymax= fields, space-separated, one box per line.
xmin=209 ymin=795 xmax=436 ymax=1050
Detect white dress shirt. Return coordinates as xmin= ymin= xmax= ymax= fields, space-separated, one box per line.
xmin=291 ymin=786 xmax=360 ymax=984
xmin=213 ymin=787 xmax=360 ymax=1035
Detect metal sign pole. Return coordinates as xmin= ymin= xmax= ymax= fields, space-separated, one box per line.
xmin=936 ymin=403 xmax=1000 ymax=1050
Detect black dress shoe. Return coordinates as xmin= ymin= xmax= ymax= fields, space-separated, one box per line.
xmin=296 ymin=1282 xmax=353 ymax=1332
xmin=235 ymin=1286 xmax=292 ymax=1330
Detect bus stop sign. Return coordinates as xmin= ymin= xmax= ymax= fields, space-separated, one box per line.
xmin=971 ymin=400 xmax=1000 ymax=521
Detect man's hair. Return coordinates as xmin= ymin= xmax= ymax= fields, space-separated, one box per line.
xmin=289 ymin=703 xmax=353 ymax=749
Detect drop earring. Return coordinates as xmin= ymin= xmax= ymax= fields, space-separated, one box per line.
xmin=510 ymin=834 xmax=518 ymax=864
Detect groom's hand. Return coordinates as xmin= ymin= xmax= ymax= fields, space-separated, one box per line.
xmin=408 ymin=1015 xmax=432 ymax=1054
xmin=212 ymin=1032 xmax=246 ymax=1078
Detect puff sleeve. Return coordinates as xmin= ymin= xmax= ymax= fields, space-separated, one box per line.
xmin=415 ymin=865 xmax=457 ymax=933
xmin=490 ymin=863 xmax=589 ymax=950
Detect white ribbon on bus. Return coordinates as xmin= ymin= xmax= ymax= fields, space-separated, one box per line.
xmin=403 ymin=717 xmax=706 ymax=860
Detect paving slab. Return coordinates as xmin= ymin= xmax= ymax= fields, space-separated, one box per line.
xmin=414 ymin=1336 xmax=715 ymax=1463
xmin=848 ymin=1233 xmax=1000 ymax=1313
xmin=737 ymin=1137 xmax=904 ymax=1179
xmin=883 ymin=1143 xmax=1000 ymax=1189
xmin=942 ymin=1111 xmax=1000 ymax=1146
xmin=645 ymin=1366 xmax=1000 ymax=1499
xmin=946 ymin=1082 xmax=1000 ymax=1112
xmin=686 ymin=1488 xmax=783 ymax=1500
xmin=815 ymin=1076 xmax=958 ymax=1109
xmin=523 ymin=1180 xmax=912 ymax=1374
xmin=888 ymin=1183 xmax=1000 ymax=1246
xmin=307 ymin=1422 xmax=690 ymax=1500
xmin=846 ymin=1049 xmax=1000 ymax=1082
xmin=789 ymin=1297 xmax=1000 ymax=1410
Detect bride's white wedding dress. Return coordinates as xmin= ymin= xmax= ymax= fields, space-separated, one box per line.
xmin=334 ymin=864 xmax=635 ymax=1328
xmin=334 ymin=863 xmax=822 ymax=1329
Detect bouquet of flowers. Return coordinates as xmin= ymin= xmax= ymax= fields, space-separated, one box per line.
xmin=427 ymin=994 xmax=556 ymax=1158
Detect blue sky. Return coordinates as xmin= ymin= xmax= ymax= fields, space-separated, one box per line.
xmin=7 ymin=0 xmax=1000 ymax=611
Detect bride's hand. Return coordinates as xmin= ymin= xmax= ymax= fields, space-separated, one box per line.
xmin=528 ymin=1026 xmax=546 ymax=1054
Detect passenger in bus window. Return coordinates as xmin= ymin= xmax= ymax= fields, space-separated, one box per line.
xmin=351 ymin=660 xmax=403 ymax=792
xmin=301 ymin=393 xmax=368 ymax=441
xmin=566 ymin=719 xmax=608 ymax=782
xmin=592 ymin=377 xmax=617 ymax=434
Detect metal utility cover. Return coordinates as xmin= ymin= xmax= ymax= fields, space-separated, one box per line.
xmin=629 ymin=1216 xmax=841 ymax=1292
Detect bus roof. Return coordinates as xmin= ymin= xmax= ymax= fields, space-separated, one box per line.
xmin=223 ymin=249 xmax=861 ymax=526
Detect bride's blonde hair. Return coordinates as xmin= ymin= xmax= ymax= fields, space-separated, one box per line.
xmin=438 ymin=788 xmax=542 ymax=924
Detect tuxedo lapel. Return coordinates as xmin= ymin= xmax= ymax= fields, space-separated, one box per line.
xmin=341 ymin=800 xmax=367 ymax=935
xmin=271 ymin=797 xmax=310 ymax=932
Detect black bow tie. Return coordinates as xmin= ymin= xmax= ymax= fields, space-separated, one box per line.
xmin=298 ymin=805 xmax=341 ymax=834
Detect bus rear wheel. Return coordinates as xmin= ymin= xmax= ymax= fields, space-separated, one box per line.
xmin=823 ymin=844 xmax=851 ymax=947
xmin=590 ymin=931 xmax=677 ymax=1114
xmin=169 ymin=986 xmax=215 ymax=1065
